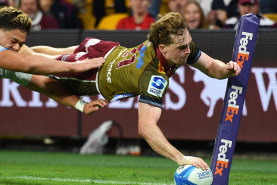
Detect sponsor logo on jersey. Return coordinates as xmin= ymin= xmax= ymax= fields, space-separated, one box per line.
xmin=225 ymin=85 xmax=243 ymax=123
xmin=147 ymin=75 xmax=167 ymax=97
xmin=136 ymin=44 xmax=147 ymax=69
xmin=106 ymin=59 xmax=116 ymax=83
xmin=215 ymin=139 xmax=232 ymax=176
xmin=237 ymin=31 xmax=253 ymax=69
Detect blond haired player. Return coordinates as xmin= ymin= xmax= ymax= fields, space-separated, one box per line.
xmin=26 ymin=12 xmax=241 ymax=169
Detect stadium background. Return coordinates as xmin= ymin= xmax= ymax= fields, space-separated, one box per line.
xmin=0 ymin=29 xmax=276 ymax=147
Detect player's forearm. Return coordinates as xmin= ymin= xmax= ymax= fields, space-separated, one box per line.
xmin=27 ymin=76 xmax=80 ymax=108
xmin=19 ymin=45 xmax=58 ymax=59
xmin=1 ymin=50 xmax=78 ymax=75
xmin=138 ymin=103 xmax=184 ymax=165
xmin=194 ymin=52 xmax=239 ymax=79
xmin=30 ymin=45 xmax=77 ymax=55
xmin=24 ymin=54 xmax=77 ymax=75
xmin=208 ymin=59 xmax=231 ymax=79
xmin=137 ymin=103 xmax=209 ymax=169
xmin=138 ymin=120 xmax=184 ymax=165
xmin=209 ymin=59 xmax=241 ymax=79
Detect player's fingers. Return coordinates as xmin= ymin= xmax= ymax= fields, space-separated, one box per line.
xmin=94 ymin=99 xmax=109 ymax=107
xmin=90 ymin=100 xmax=108 ymax=110
xmin=191 ymin=161 xmax=200 ymax=169
xmin=201 ymin=160 xmax=209 ymax=170
xmin=226 ymin=61 xmax=234 ymax=69
xmin=98 ymin=57 xmax=105 ymax=63
xmin=236 ymin=63 xmax=241 ymax=74
xmin=195 ymin=158 xmax=208 ymax=170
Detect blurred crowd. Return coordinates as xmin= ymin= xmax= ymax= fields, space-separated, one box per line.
xmin=0 ymin=0 xmax=276 ymax=31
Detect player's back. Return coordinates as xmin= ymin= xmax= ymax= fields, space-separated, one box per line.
xmin=98 ymin=40 xmax=160 ymax=101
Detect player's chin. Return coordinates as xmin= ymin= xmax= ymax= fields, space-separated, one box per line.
xmin=179 ymin=58 xmax=188 ymax=65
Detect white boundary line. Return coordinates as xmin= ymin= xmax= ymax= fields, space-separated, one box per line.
xmin=0 ymin=176 xmax=174 ymax=185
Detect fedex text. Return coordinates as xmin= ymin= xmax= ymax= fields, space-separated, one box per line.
xmin=215 ymin=139 xmax=232 ymax=176
xmin=225 ymin=85 xmax=243 ymax=123
xmin=237 ymin=31 xmax=253 ymax=69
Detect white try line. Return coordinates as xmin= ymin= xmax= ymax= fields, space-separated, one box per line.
xmin=0 ymin=176 xmax=174 ymax=185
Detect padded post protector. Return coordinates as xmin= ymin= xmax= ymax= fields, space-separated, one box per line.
xmin=210 ymin=13 xmax=260 ymax=185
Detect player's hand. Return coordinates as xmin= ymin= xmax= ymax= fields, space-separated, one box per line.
xmin=73 ymin=57 xmax=105 ymax=73
xmin=180 ymin=156 xmax=209 ymax=170
xmin=83 ymin=99 xmax=109 ymax=115
xmin=226 ymin=61 xmax=241 ymax=77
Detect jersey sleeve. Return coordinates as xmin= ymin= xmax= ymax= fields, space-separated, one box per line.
xmin=186 ymin=41 xmax=201 ymax=65
xmin=138 ymin=70 xmax=169 ymax=109
xmin=0 ymin=68 xmax=32 ymax=86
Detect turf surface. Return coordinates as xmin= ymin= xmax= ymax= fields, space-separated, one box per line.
xmin=0 ymin=150 xmax=276 ymax=185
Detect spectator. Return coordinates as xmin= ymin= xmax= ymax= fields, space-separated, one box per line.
xmin=207 ymin=0 xmax=239 ymax=28
xmin=183 ymin=1 xmax=208 ymax=30
xmin=196 ymin=0 xmax=213 ymax=17
xmin=7 ymin=0 xmax=19 ymax=7
xmin=148 ymin=0 xmax=162 ymax=18
xmin=71 ymin=0 xmax=85 ymax=14
xmin=168 ymin=0 xmax=187 ymax=14
xmin=39 ymin=0 xmax=82 ymax=29
xmin=93 ymin=0 xmax=127 ymax=27
xmin=19 ymin=0 xmax=60 ymax=31
xmin=260 ymin=0 xmax=277 ymax=14
xmin=224 ymin=0 xmax=277 ymax=29
xmin=116 ymin=0 xmax=155 ymax=30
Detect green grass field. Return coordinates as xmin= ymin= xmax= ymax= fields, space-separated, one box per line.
xmin=0 ymin=150 xmax=276 ymax=185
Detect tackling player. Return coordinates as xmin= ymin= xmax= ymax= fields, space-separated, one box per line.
xmin=28 ymin=12 xmax=241 ymax=170
xmin=0 ymin=6 xmax=108 ymax=114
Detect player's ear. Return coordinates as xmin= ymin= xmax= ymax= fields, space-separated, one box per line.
xmin=158 ymin=44 xmax=166 ymax=54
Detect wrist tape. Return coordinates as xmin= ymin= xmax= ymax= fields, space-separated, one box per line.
xmin=75 ymin=99 xmax=88 ymax=112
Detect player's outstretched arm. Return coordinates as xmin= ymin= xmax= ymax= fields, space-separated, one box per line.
xmin=191 ymin=52 xmax=241 ymax=79
xmin=19 ymin=45 xmax=58 ymax=59
xmin=30 ymin=45 xmax=77 ymax=55
xmin=0 ymin=50 xmax=105 ymax=75
xmin=137 ymin=102 xmax=209 ymax=170
xmin=26 ymin=75 xmax=108 ymax=112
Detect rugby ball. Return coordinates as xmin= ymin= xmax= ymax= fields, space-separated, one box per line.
xmin=174 ymin=165 xmax=213 ymax=185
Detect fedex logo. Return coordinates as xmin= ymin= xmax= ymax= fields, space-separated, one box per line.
xmin=236 ymin=31 xmax=253 ymax=69
xmin=225 ymin=85 xmax=243 ymax=123
xmin=215 ymin=139 xmax=232 ymax=176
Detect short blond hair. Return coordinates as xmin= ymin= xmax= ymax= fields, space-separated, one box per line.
xmin=148 ymin=12 xmax=188 ymax=49
xmin=0 ymin=6 xmax=32 ymax=34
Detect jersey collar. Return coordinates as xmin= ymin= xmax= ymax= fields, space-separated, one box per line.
xmin=155 ymin=47 xmax=176 ymax=77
